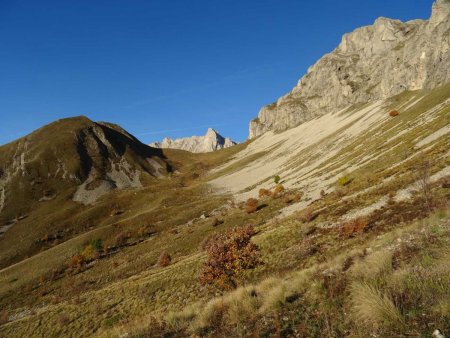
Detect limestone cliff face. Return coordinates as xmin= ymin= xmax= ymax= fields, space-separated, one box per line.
xmin=150 ymin=128 xmax=237 ymax=153
xmin=249 ymin=0 xmax=450 ymax=138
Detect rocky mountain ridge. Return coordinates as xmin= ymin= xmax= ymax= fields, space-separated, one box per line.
xmin=0 ymin=116 xmax=170 ymax=217
xmin=249 ymin=0 xmax=450 ymax=138
xmin=150 ymin=128 xmax=237 ymax=153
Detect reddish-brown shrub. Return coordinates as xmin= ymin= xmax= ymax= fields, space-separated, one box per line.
xmin=157 ymin=251 xmax=172 ymax=267
xmin=245 ymin=198 xmax=259 ymax=214
xmin=389 ymin=110 xmax=399 ymax=117
xmin=283 ymin=192 xmax=303 ymax=204
xmin=58 ymin=313 xmax=70 ymax=326
xmin=298 ymin=207 xmax=317 ymax=223
xmin=68 ymin=254 xmax=85 ymax=270
xmin=0 ymin=310 xmax=9 ymax=325
xmin=114 ymin=231 xmax=130 ymax=247
xmin=339 ymin=217 xmax=369 ymax=238
xmin=258 ymin=188 xmax=272 ymax=198
xmin=200 ymin=225 xmax=262 ymax=290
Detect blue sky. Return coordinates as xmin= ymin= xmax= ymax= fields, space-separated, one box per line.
xmin=0 ymin=0 xmax=433 ymax=145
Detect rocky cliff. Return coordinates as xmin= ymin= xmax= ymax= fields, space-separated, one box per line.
xmin=150 ymin=128 xmax=237 ymax=153
xmin=249 ymin=0 xmax=450 ymax=138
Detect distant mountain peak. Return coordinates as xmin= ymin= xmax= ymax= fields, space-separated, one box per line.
xmin=150 ymin=129 xmax=237 ymax=153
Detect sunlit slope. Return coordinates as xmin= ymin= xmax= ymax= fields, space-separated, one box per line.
xmin=211 ymin=84 xmax=450 ymax=208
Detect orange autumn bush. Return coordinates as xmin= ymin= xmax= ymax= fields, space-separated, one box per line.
xmin=199 ymin=225 xmax=261 ymax=290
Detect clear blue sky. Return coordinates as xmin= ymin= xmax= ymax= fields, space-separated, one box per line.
xmin=0 ymin=0 xmax=433 ymax=145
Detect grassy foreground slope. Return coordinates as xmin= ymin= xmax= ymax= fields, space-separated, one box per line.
xmin=0 ymin=85 xmax=449 ymax=337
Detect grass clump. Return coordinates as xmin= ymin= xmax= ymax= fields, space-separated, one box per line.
xmin=350 ymin=282 xmax=404 ymax=330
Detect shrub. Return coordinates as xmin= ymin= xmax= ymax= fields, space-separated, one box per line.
xmin=283 ymin=192 xmax=302 ymax=204
xmin=58 ymin=313 xmax=70 ymax=327
xmin=68 ymin=254 xmax=85 ymax=270
xmin=80 ymin=244 xmax=98 ymax=261
xmin=272 ymin=184 xmax=285 ymax=198
xmin=157 ymin=251 xmax=172 ymax=267
xmin=200 ymin=225 xmax=262 ymax=290
xmin=114 ymin=231 xmax=130 ymax=247
xmin=258 ymin=188 xmax=272 ymax=198
xmin=298 ymin=207 xmax=317 ymax=223
xmin=340 ymin=217 xmax=369 ymax=238
xmin=389 ymin=110 xmax=399 ymax=117
xmin=274 ymin=175 xmax=281 ymax=184
xmin=337 ymin=176 xmax=353 ymax=187
xmin=0 ymin=310 xmax=8 ymax=325
xmin=90 ymin=238 xmax=103 ymax=251
xmin=245 ymin=198 xmax=259 ymax=214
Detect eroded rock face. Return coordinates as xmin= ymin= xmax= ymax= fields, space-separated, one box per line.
xmin=249 ymin=0 xmax=450 ymax=138
xmin=150 ymin=128 xmax=237 ymax=153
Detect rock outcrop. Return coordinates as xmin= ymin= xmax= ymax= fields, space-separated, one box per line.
xmin=150 ymin=128 xmax=237 ymax=153
xmin=249 ymin=0 xmax=450 ymax=138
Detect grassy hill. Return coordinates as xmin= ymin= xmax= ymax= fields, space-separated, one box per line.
xmin=0 ymin=85 xmax=449 ymax=337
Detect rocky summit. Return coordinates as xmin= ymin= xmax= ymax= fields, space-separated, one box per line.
xmin=249 ymin=0 xmax=450 ymax=138
xmin=150 ymin=128 xmax=237 ymax=153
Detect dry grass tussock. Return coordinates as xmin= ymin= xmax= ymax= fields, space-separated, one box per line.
xmin=350 ymin=282 xmax=404 ymax=330
xmin=349 ymin=250 xmax=393 ymax=280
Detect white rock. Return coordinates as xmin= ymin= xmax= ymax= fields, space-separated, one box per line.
xmin=150 ymin=128 xmax=237 ymax=153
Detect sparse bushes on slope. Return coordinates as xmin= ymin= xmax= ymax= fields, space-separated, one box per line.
xmin=199 ymin=225 xmax=262 ymax=290
xmin=245 ymin=198 xmax=259 ymax=214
